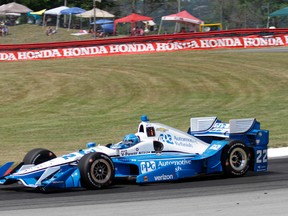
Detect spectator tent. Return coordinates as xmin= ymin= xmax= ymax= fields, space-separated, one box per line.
xmin=0 ymin=2 xmax=31 ymax=13
xmin=76 ymin=8 xmax=114 ymax=19
xmin=90 ymin=19 xmax=114 ymax=35
xmin=43 ymin=6 xmax=69 ymax=30
xmin=270 ymin=7 xmax=288 ymax=17
xmin=60 ymin=7 xmax=86 ymax=30
xmin=158 ymin=10 xmax=204 ymax=34
xmin=114 ymin=13 xmax=153 ymax=35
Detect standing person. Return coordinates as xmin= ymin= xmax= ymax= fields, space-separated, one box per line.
xmin=189 ymin=24 xmax=196 ymax=32
xmin=138 ymin=26 xmax=144 ymax=36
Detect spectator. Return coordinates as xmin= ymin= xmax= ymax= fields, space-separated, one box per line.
xmin=0 ymin=22 xmax=8 ymax=36
xmin=46 ymin=27 xmax=56 ymax=36
xmin=44 ymin=16 xmax=52 ymax=26
xmin=179 ymin=27 xmax=187 ymax=33
xmin=138 ymin=26 xmax=144 ymax=36
xmin=189 ymin=24 xmax=196 ymax=32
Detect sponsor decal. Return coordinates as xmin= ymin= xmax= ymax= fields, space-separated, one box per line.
xmin=209 ymin=144 xmax=222 ymax=151
xmin=120 ymin=150 xmax=151 ymax=156
xmin=210 ymin=123 xmax=229 ymax=132
xmin=158 ymin=159 xmax=191 ymax=168
xmin=154 ymin=174 xmax=174 ymax=181
xmin=156 ymin=127 xmax=168 ymax=132
xmin=140 ymin=161 xmax=156 ymax=174
xmin=173 ymin=136 xmax=195 ymax=147
xmin=140 ymin=159 xmax=191 ymax=178
xmin=159 ymin=133 xmax=173 ymax=144
xmin=62 ymin=148 xmax=96 ymax=160
xmin=159 ymin=133 xmax=196 ymax=147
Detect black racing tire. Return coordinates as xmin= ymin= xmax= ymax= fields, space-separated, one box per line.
xmin=221 ymin=140 xmax=250 ymax=177
xmin=23 ymin=148 xmax=57 ymax=165
xmin=78 ymin=152 xmax=114 ymax=189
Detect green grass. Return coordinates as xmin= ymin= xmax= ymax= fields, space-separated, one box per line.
xmin=0 ymin=24 xmax=121 ymax=44
xmin=0 ymin=25 xmax=287 ymax=164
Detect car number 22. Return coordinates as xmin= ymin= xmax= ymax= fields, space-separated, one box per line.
xmin=256 ymin=149 xmax=268 ymax=164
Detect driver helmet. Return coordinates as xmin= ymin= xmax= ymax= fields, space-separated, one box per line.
xmin=122 ymin=134 xmax=140 ymax=146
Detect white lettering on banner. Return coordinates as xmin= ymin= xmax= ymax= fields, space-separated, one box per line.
xmin=1 ymin=34 xmax=288 ymax=62
xmin=156 ymin=41 xmax=200 ymax=51
xmin=63 ymin=46 xmax=108 ymax=57
xmin=18 ymin=49 xmax=62 ymax=60
xmin=285 ymin=35 xmax=288 ymax=44
xmin=200 ymin=38 xmax=242 ymax=48
xmin=109 ymin=43 xmax=155 ymax=53
xmin=0 ymin=53 xmax=17 ymax=61
xmin=243 ymin=37 xmax=284 ymax=47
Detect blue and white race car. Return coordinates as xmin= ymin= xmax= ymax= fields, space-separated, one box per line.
xmin=0 ymin=115 xmax=269 ymax=191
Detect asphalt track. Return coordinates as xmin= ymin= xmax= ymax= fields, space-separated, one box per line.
xmin=0 ymin=157 xmax=287 ymax=215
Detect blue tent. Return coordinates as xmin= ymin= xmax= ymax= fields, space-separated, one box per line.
xmin=60 ymin=7 xmax=86 ymax=15
xmin=90 ymin=19 xmax=114 ymax=34
xmin=90 ymin=19 xmax=113 ymax=25
xmin=270 ymin=7 xmax=288 ymax=17
xmin=60 ymin=7 xmax=86 ymax=30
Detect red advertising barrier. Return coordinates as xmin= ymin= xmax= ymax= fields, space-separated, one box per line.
xmin=1 ymin=28 xmax=288 ymax=62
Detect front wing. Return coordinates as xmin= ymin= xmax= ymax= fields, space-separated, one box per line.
xmin=0 ymin=163 xmax=82 ymax=190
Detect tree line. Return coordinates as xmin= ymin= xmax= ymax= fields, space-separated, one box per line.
xmin=2 ymin=0 xmax=288 ymax=28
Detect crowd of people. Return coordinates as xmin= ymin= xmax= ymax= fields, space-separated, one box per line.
xmin=131 ymin=26 xmax=145 ymax=36
xmin=88 ymin=26 xmax=106 ymax=38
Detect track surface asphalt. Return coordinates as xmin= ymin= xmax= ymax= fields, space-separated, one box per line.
xmin=0 ymin=157 xmax=287 ymax=216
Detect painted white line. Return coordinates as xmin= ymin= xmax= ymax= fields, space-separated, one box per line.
xmin=268 ymin=147 xmax=288 ymax=158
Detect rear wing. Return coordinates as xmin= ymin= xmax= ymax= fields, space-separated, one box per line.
xmin=189 ymin=117 xmax=228 ymax=137
xmin=189 ymin=117 xmax=269 ymax=146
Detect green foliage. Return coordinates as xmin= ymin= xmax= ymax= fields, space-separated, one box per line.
xmin=2 ymin=0 xmax=288 ymax=28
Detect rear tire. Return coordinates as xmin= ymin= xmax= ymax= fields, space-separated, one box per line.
xmin=221 ymin=141 xmax=250 ymax=177
xmin=78 ymin=152 xmax=114 ymax=189
xmin=23 ymin=148 xmax=56 ymax=165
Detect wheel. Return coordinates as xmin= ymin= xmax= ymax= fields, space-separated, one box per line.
xmin=221 ymin=140 xmax=250 ymax=177
xmin=78 ymin=152 xmax=114 ymax=189
xmin=23 ymin=148 xmax=57 ymax=165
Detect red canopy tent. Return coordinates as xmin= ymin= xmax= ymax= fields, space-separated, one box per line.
xmin=158 ymin=10 xmax=204 ymax=34
xmin=114 ymin=13 xmax=153 ymax=35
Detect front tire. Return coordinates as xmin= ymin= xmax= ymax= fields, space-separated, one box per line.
xmin=23 ymin=148 xmax=57 ymax=165
xmin=78 ymin=152 xmax=114 ymax=189
xmin=221 ymin=141 xmax=250 ymax=177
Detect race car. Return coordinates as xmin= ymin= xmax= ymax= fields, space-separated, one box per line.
xmin=0 ymin=115 xmax=269 ymax=191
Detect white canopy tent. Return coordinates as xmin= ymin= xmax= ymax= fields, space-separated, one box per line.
xmin=0 ymin=2 xmax=31 ymax=24
xmin=76 ymin=8 xmax=114 ymax=18
xmin=43 ymin=6 xmax=69 ymax=30
xmin=158 ymin=10 xmax=204 ymax=34
xmin=0 ymin=2 xmax=32 ymax=13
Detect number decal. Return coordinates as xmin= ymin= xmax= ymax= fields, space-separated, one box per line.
xmin=256 ymin=149 xmax=268 ymax=163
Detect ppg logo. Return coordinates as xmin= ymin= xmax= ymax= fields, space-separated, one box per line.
xmin=159 ymin=133 xmax=173 ymax=144
xmin=140 ymin=161 xmax=156 ymax=174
